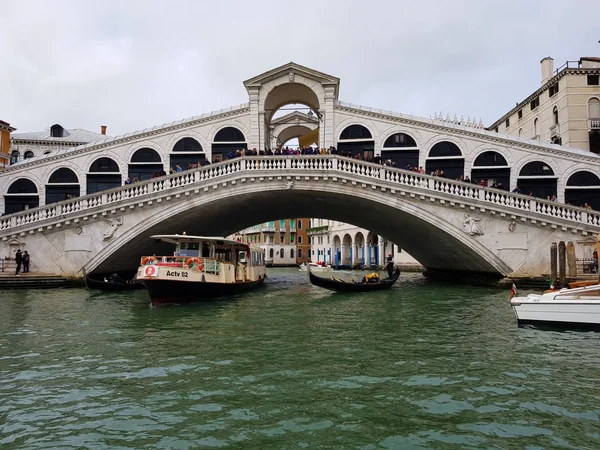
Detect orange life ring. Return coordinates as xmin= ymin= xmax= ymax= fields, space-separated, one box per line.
xmin=142 ymin=256 xmax=157 ymax=266
xmin=185 ymin=257 xmax=203 ymax=271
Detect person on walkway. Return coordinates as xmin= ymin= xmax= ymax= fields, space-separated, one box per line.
xmin=22 ymin=251 xmax=30 ymax=273
xmin=15 ymin=249 xmax=23 ymax=275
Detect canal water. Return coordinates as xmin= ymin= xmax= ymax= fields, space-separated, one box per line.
xmin=1 ymin=269 xmax=599 ymax=449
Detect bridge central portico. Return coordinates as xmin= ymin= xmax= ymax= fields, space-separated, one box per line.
xmin=1 ymin=155 xmax=599 ymax=279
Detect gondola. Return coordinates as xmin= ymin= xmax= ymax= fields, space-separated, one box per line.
xmin=308 ymin=266 xmax=400 ymax=292
xmin=85 ymin=274 xmax=145 ymax=291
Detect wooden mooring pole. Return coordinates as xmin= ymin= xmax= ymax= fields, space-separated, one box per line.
xmin=550 ymin=242 xmax=558 ymax=287
xmin=558 ymin=241 xmax=566 ymax=287
xmin=566 ymin=241 xmax=576 ymax=278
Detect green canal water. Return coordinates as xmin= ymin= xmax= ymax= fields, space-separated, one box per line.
xmin=1 ymin=269 xmax=599 ymax=449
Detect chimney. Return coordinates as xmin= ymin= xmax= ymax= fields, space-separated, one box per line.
xmin=541 ymin=57 xmax=554 ymax=85
xmin=100 ymin=125 xmax=107 ymax=135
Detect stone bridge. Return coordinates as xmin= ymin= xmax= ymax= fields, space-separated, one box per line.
xmin=1 ymin=155 xmax=599 ymax=279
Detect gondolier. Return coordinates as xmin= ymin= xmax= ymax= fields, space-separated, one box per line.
xmin=386 ymin=254 xmax=394 ymax=278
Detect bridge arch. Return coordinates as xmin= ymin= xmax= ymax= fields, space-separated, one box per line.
xmin=516 ymin=159 xmax=558 ymax=199
xmin=4 ymin=178 xmax=40 ymax=215
xmin=260 ymin=79 xmax=324 ymax=124
xmin=128 ymin=147 xmax=163 ymax=181
xmin=210 ymin=125 xmax=248 ymax=162
xmin=337 ymin=123 xmax=375 ymax=159
xmin=381 ymin=131 xmax=420 ymax=169
xmin=85 ymin=179 xmax=512 ymax=277
xmin=565 ymin=170 xmax=600 ymax=208
xmin=470 ymin=150 xmax=511 ymax=190
xmin=87 ymin=156 xmax=121 ymax=194
xmin=45 ymin=167 xmax=80 ymax=205
xmin=425 ymin=140 xmax=465 ymax=179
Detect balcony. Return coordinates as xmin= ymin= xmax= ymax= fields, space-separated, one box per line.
xmin=307 ymin=225 xmax=329 ymax=235
xmin=590 ymin=118 xmax=600 ymax=131
xmin=261 ymin=226 xmax=276 ymax=232
xmin=550 ymin=124 xmax=560 ymax=138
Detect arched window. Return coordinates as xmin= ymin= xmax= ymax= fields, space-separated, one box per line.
xmin=50 ymin=124 xmax=64 ymax=138
xmin=517 ymin=161 xmax=557 ymax=198
xmin=89 ymin=157 xmax=119 ymax=173
xmin=518 ymin=128 xmax=523 ymax=138
xmin=338 ymin=124 xmax=374 ymax=159
xmin=173 ymin=137 xmax=203 ymax=152
xmin=290 ymin=248 xmax=295 ymax=259
xmin=426 ymin=141 xmax=464 ymax=179
xmin=519 ymin=161 xmax=555 ymax=176
xmin=48 ymin=168 xmax=78 ymax=184
xmin=279 ymin=248 xmax=284 ymax=258
xmin=428 ymin=142 xmax=462 ymax=157
xmin=589 ymin=98 xmax=600 ymax=119
xmin=533 ymin=118 xmax=539 ymax=138
xmin=339 ymin=125 xmax=372 ymax=140
xmin=10 ymin=150 xmax=19 ymax=165
xmin=298 ymin=220 xmax=302 ymax=230
xmin=131 ymin=148 xmax=161 ymax=162
xmin=298 ymin=236 xmax=302 ymax=244
xmin=471 ymin=151 xmax=510 ymax=190
xmin=383 ymin=133 xmax=417 ymax=147
xmin=5 ymin=179 xmax=39 ymax=214
xmin=46 ymin=168 xmax=80 ymax=205
xmin=212 ymin=127 xmax=247 ymax=162
xmin=24 ymin=151 xmax=34 ymax=159
xmin=553 ymin=106 xmax=559 ymax=125
xmin=214 ymin=127 xmax=245 ymax=142
xmin=269 ymin=248 xmax=274 ymax=258
xmin=87 ymin=157 xmax=121 ymax=194
xmin=565 ymin=170 xmax=600 ymax=209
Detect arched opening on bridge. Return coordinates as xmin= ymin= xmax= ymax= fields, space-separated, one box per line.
xmin=355 ymin=232 xmax=365 ymax=268
xmin=170 ymin=138 xmax=206 ymax=170
xmin=129 ymin=148 xmax=163 ymax=181
xmin=517 ymin=161 xmax=557 ymax=199
xmin=24 ymin=151 xmax=35 ymax=160
xmin=10 ymin=150 xmax=19 ymax=165
xmin=87 ymin=157 xmax=121 ymax=194
xmin=271 ymin=104 xmax=320 ymax=151
xmin=342 ymin=233 xmax=352 ymax=266
xmin=4 ymin=178 xmax=39 ymax=215
xmin=366 ymin=232 xmax=379 ymax=268
xmin=45 ymin=168 xmax=80 ymax=205
xmin=211 ymin=127 xmax=247 ymax=162
xmin=331 ymin=235 xmax=341 ymax=266
xmin=337 ymin=125 xmax=374 ymax=160
xmin=565 ymin=171 xmax=600 ymax=209
xmin=381 ymin=133 xmax=419 ymax=169
xmin=426 ymin=142 xmax=464 ymax=179
xmin=471 ymin=151 xmax=510 ymax=190
xmin=589 ymin=98 xmax=600 ymax=153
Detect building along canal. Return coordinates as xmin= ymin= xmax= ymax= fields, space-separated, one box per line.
xmin=1 ymin=269 xmax=599 ymax=449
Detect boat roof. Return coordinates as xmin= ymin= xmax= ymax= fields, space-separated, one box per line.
xmin=151 ymin=235 xmax=245 ymax=246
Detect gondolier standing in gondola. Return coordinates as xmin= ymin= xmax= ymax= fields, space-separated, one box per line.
xmin=386 ymin=254 xmax=394 ymax=278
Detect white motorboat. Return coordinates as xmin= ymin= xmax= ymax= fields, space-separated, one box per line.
xmin=299 ymin=262 xmax=333 ymax=273
xmin=510 ymin=283 xmax=600 ymax=329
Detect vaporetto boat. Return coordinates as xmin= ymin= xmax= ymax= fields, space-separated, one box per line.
xmin=510 ymin=283 xmax=600 ymax=329
xmin=137 ymin=235 xmax=266 ymax=305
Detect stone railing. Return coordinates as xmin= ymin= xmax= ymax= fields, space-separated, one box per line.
xmin=1 ymin=155 xmax=600 ymax=234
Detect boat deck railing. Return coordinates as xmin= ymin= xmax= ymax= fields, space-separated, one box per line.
xmin=141 ymin=256 xmax=222 ymax=275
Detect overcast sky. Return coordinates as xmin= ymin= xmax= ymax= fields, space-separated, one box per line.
xmin=3 ymin=0 xmax=599 ymax=137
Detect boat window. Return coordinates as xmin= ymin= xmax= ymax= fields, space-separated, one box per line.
xmin=215 ymin=249 xmax=232 ymax=262
xmin=238 ymin=251 xmax=247 ymax=264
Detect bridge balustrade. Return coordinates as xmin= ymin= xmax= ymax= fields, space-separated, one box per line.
xmin=1 ymin=155 xmax=599 ymax=233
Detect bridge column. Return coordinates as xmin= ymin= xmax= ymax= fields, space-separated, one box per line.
xmin=351 ymin=240 xmax=358 ymax=267
xmin=378 ymin=236 xmax=385 ymax=268
xmin=323 ymin=86 xmax=336 ymax=148
xmin=248 ymin=87 xmax=260 ymax=150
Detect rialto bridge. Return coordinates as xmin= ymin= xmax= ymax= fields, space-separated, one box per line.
xmin=3 ymin=62 xmax=600 ymax=279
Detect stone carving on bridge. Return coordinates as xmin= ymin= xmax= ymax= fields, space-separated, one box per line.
xmin=285 ymin=181 xmax=294 ymax=190
xmin=102 ymin=217 xmax=124 ymax=241
xmin=508 ymin=221 xmax=516 ymax=233
xmin=463 ymin=214 xmax=484 ymax=236
xmin=288 ymin=71 xmax=295 ymax=83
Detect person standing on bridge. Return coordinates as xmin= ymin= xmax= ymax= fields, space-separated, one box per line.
xmin=22 ymin=251 xmax=30 ymax=273
xmin=14 ymin=249 xmax=23 ymax=276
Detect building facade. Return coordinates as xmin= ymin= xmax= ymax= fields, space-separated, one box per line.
xmin=0 ymin=120 xmax=16 ymax=170
xmin=489 ymin=57 xmax=600 ymax=152
xmin=232 ymin=218 xmax=311 ymax=266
